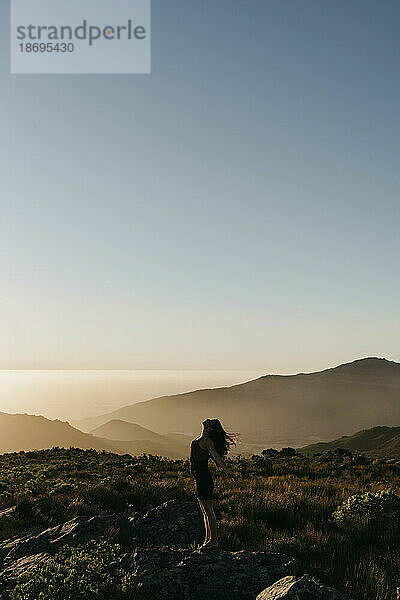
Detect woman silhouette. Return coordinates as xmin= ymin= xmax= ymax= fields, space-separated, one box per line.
xmin=190 ymin=418 xmax=236 ymax=549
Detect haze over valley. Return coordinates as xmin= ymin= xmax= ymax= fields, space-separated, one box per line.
xmin=0 ymin=370 xmax=263 ymax=421
xmin=1 ymin=357 xmax=400 ymax=458
xmin=73 ymin=357 xmax=400 ymax=450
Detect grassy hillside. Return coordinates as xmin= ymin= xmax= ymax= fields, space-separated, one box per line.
xmin=300 ymin=426 xmax=400 ymax=459
xmin=73 ymin=358 xmax=400 ymax=448
xmin=0 ymin=447 xmax=400 ymax=599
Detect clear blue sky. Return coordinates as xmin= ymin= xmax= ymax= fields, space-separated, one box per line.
xmin=1 ymin=0 xmax=399 ymax=372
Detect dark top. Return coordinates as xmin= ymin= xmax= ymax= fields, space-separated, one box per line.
xmin=190 ymin=440 xmax=214 ymax=500
xmin=190 ymin=438 xmax=214 ymax=499
xmin=190 ymin=438 xmax=210 ymax=476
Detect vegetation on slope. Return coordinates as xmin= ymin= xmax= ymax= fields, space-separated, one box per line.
xmin=0 ymin=447 xmax=400 ymax=599
xmin=300 ymin=425 xmax=400 ymax=458
xmin=10 ymin=541 xmax=148 ymax=600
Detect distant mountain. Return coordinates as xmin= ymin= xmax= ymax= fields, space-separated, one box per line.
xmin=0 ymin=412 xmax=186 ymax=458
xmin=299 ymin=426 xmax=400 ymax=459
xmin=0 ymin=411 xmax=114 ymax=454
xmin=90 ymin=420 xmax=166 ymax=443
xmin=73 ymin=358 xmax=400 ymax=449
xmin=90 ymin=419 xmax=189 ymax=457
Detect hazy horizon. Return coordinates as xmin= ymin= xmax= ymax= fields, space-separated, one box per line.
xmin=1 ymin=354 xmax=398 ymax=423
xmin=0 ymin=369 xmax=265 ymax=421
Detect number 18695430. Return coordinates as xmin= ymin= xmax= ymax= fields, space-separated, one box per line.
xmin=19 ymin=42 xmax=75 ymax=53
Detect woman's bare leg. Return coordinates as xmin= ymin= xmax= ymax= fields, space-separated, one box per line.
xmin=202 ymin=500 xmax=218 ymax=547
xmin=197 ymin=498 xmax=211 ymax=545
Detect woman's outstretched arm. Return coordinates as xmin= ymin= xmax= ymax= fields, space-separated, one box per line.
xmin=204 ymin=438 xmax=235 ymax=476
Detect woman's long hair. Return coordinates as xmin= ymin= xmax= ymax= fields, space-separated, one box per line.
xmin=209 ymin=419 xmax=237 ymax=456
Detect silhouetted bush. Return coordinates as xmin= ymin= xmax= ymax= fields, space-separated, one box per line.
xmin=279 ymin=447 xmax=296 ymax=457
xmin=261 ymin=448 xmax=279 ymax=458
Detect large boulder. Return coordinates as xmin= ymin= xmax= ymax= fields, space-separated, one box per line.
xmin=256 ymin=575 xmax=349 ymax=599
xmin=130 ymin=500 xmax=204 ymax=549
xmin=0 ymin=500 xmax=202 ymax=584
xmin=133 ymin=546 xmax=297 ymax=600
xmin=0 ymin=513 xmax=134 ymax=582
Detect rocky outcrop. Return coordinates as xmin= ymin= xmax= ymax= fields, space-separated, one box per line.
xmin=0 ymin=500 xmax=349 ymax=600
xmin=130 ymin=500 xmax=204 ymax=549
xmin=0 ymin=513 xmax=134 ymax=582
xmin=256 ymin=575 xmax=348 ymax=599
xmin=0 ymin=508 xmax=15 ymax=520
xmin=0 ymin=501 xmax=202 ymax=584
xmin=133 ymin=546 xmax=297 ymax=600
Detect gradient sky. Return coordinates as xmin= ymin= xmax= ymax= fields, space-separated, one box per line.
xmin=1 ymin=0 xmax=399 ymax=372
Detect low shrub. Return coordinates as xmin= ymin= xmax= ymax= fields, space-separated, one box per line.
xmin=332 ymin=490 xmax=400 ymax=528
xmin=10 ymin=540 xmax=146 ymax=600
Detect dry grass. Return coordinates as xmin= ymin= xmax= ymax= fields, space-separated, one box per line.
xmin=1 ymin=448 xmax=400 ymax=599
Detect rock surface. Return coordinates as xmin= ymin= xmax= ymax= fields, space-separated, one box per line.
xmin=0 ymin=513 xmax=134 ymax=582
xmin=130 ymin=500 xmax=204 ymax=549
xmin=0 ymin=500 xmax=202 ymax=584
xmin=133 ymin=546 xmax=297 ymax=600
xmin=0 ymin=500 xmax=349 ymax=600
xmin=0 ymin=508 xmax=15 ymax=520
xmin=256 ymin=575 xmax=348 ymax=600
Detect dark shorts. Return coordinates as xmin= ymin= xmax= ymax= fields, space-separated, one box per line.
xmin=194 ymin=471 xmax=214 ymax=501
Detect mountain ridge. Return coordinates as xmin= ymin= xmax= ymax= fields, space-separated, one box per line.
xmin=75 ymin=357 xmax=400 ymax=430
xmin=299 ymin=425 xmax=400 ymax=458
xmin=72 ymin=357 xmax=400 ymax=449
